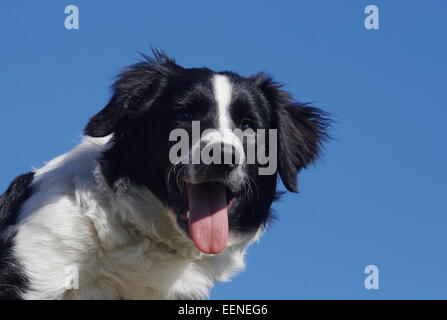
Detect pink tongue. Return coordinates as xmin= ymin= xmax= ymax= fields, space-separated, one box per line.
xmin=187 ymin=183 xmax=228 ymax=254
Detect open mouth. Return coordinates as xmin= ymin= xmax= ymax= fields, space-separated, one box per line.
xmin=177 ymin=182 xmax=235 ymax=254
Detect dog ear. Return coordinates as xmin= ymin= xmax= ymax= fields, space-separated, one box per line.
xmin=252 ymin=73 xmax=331 ymax=192
xmin=84 ymin=49 xmax=182 ymax=137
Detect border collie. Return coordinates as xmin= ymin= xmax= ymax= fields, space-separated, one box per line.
xmin=0 ymin=50 xmax=330 ymax=299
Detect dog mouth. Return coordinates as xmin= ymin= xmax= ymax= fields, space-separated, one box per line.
xmin=176 ymin=182 xmax=235 ymax=254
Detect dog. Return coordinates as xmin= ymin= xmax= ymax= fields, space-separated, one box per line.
xmin=0 ymin=50 xmax=330 ymax=299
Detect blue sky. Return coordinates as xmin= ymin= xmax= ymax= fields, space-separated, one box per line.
xmin=1 ymin=0 xmax=446 ymax=299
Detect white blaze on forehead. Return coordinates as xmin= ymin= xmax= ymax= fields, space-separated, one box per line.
xmin=213 ymin=74 xmax=233 ymax=132
xmin=190 ymin=73 xmax=245 ymax=170
xmin=207 ymin=74 xmax=244 ymax=165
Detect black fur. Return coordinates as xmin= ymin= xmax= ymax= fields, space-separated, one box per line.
xmin=0 ymin=172 xmax=34 ymax=299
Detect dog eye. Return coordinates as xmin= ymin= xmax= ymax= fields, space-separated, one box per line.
xmin=241 ymin=119 xmax=255 ymax=131
xmin=174 ymin=110 xmax=192 ymax=122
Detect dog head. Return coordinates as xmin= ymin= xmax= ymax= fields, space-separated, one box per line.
xmin=85 ymin=50 xmax=330 ymax=254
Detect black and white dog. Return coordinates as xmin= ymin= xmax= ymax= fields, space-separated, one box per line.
xmin=0 ymin=50 xmax=330 ymax=299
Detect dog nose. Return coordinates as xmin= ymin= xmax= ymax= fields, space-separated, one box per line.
xmin=207 ymin=143 xmax=239 ymax=174
xmin=212 ymin=162 xmax=237 ymax=174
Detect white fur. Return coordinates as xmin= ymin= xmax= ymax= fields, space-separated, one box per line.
xmin=211 ymin=74 xmax=246 ymax=179
xmin=211 ymin=75 xmax=243 ymax=151
xmin=13 ymin=136 xmax=262 ymax=300
xmin=213 ymin=74 xmax=232 ymax=133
